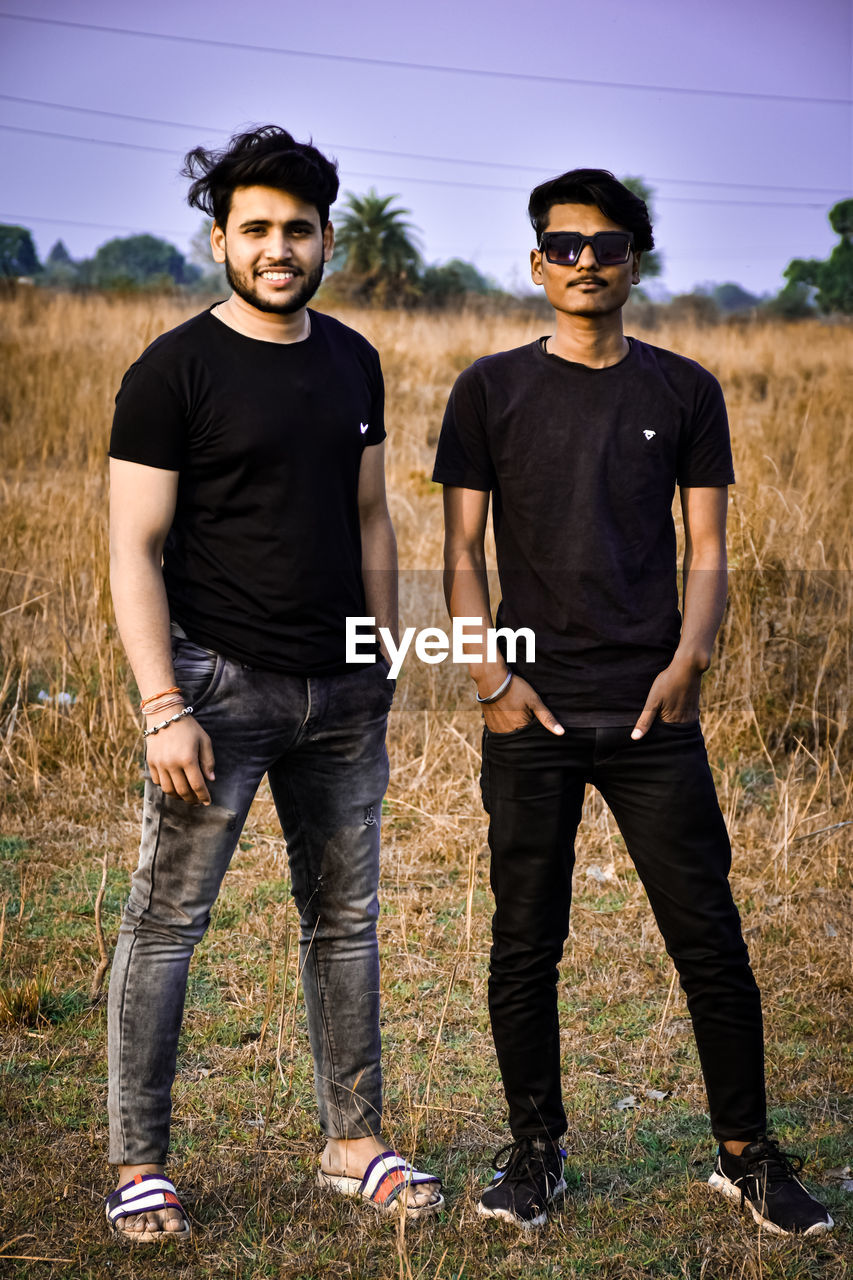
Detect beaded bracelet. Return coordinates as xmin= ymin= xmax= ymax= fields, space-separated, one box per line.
xmin=476 ymin=672 xmax=513 ymax=704
xmin=142 ymin=706 xmax=194 ymax=738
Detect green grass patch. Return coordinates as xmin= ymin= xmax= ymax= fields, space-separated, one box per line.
xmin=0 ymin=794 xmax=848 ymax=1279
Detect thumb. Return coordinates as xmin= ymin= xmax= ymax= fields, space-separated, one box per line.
xmin=532 ymin=697 xmax=564 ymax=736
xmin=199 ymin=731 xmax=216 ymax=780
xmin=631 ymin=697 xmax=659 ymax=740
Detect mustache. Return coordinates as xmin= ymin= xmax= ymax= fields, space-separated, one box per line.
xmin=569 ymin=275 xmax=608 ymax=287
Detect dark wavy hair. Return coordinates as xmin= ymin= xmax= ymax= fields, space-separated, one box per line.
xmin=528 ymin=168 xmax=654 ymax=252
xmin=183 ymin=126 xmax=340 ymax=228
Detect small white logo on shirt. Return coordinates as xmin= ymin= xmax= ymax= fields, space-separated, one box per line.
xmin=643 ymin=430 xmax=656 ymax=440
xmin=360 ymin=422 xmax=369 ymax=434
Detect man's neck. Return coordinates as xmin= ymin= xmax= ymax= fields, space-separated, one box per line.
xmin=213 ymin=294 xmax=311 ymax=344
xmin=545 ymin=311 xmax=629 ymax=369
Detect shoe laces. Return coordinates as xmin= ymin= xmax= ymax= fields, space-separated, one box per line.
xmin=492 ymin=1136 xmax=558 ymax=1183
xmin=734 ymin=1136 xmax=804 ymax=1213
xmin=742 ymin=1136 xmax=804 ymax=1183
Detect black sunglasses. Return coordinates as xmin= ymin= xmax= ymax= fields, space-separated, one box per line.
xmin=539 ymin=230 xmax=634 ymax=266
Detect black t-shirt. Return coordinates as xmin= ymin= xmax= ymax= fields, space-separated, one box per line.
xmin=432 ymin=337 xmax=734 ymax=724
xmin=110 ymin=307 xmax=385 ymax=674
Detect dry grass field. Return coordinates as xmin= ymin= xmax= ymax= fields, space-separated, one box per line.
xmin=0 ymin=291 xmax=851 ymax=1279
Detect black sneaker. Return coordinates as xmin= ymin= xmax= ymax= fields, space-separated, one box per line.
xmin=477 ymin=1136 xmax=567 ymax=1228
xmin=708 ymin=1136 xmax=834 ymax=1235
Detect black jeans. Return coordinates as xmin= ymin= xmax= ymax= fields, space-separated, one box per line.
xmin=481 ymin=717 xmax=766 ymax=1143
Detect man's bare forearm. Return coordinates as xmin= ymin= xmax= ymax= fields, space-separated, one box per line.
xmin=632 ymin=487 xmax=729 ymax=736
xmin=443 ymin=554 xmax=507 ymax=695
xmin=361 ymin=510 xmax=399 ymax=655
xmin=442 ymin=486 xmax=563 ymax=734
xmin=675 ymin=484 xmax=729 ymax=673
xmin=444 ymin=545 xmax=563 ymax=733
xmin=675 ymin=554 xmax=728 ymax=674
xmin=110 ymin=546 xmax=215 ymax=805
xmin=110 ymin=548 xmax=175 ymax=702
xmin=109 ymin=457 xmax=180 ymax=705
xmin=442 ymin=483 xmax=509 ymax=695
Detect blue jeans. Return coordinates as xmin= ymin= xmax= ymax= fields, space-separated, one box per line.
xmin=481 ymin=718 xmax=766 ymax=1143
xmin=108 ymin=630 xmax=394 ymax=1165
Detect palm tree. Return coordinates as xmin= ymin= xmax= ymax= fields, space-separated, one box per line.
xmin=333 ymin=189 xmax=423 ymax=304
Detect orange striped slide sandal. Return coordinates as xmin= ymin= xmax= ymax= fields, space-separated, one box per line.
xmin=105 ymin=1172 xmax=191 ymax=1243
xmin=317 ymin=1150 xmax=444 ymax=1218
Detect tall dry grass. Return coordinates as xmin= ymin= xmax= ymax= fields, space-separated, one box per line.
xmin=2 ymin=292 xmax=850 ymax=806
xmin=0 ymin=291 xmax=851 ymax=1276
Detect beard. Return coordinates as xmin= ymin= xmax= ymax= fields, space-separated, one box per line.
xmin=224 ymin=255 xmax=325 ymax=315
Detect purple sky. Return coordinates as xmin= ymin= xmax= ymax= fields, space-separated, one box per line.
xmin=1 ymin=0 xmax=851 ymax=296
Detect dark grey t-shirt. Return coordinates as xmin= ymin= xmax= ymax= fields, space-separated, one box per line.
xmin=110 ymin=307 xmax=385 ymax=674
xmin=432 ymin=337 xmax=734 ymax=724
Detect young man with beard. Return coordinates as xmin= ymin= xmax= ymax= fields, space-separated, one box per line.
xmin=433 ymin=169 xmax=833 ymax=1235
xmin=104 ymin=126 xmax=442 ymax=1243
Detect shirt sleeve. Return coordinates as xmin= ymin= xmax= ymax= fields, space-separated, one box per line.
xmin=676 ymin=370 xmax=735 ymax=487
xmin=364 ymin=347 xmax=386 ymax=446
xmin=109 ymin=360 xmax=187 ymax=470
xmin=432 ymin=364 xmax=496 ymax=491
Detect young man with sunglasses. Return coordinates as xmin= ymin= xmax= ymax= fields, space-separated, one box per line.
xmin=433 ymin=169 xmax=833 ymax=1234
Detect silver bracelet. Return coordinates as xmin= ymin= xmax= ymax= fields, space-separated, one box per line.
xmin=143 ymin=705 xmax=194 ymax=737
xmin=476 ymin=672 xmax=513 ymax=704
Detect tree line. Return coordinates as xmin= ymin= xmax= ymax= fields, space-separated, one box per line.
xmin=0 ymin=189 xmax=508 ymax=309
xmin=2 ymin=189 xmax=852 ymax=317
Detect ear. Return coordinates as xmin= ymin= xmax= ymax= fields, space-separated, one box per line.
xmin=323 ymin=220 xmax=335 ymax=263
xmin=210 ymin=221 xmax=226 ymax=265
xmin=632 ymin=251 xmax=642 ymax=285
xmin=530 ymin=247 xmax=544 ymax=287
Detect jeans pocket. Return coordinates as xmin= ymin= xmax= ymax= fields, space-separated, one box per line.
xmin=171 ymin=636 xmax=225 ymax=712
xmin=374 ymin=655 xmax=396 ymax=704
xmin=483 ymin=718 xmax=541 ymax=739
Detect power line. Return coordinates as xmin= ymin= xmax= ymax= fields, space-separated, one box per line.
xmin=0 ymin=123 xmax=176 ymax=157
xmin=0 ymin=211 xmax=189 ymax=236
xmin=1 ymin=11 xmax=850 ymax=107
xmin=0 ymin=93 xmax=216 ymax=136
xmin=0 ymin=123 xmax=836 ymax=209
xmin=1 ymin=93 xmax=850 ymax=198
